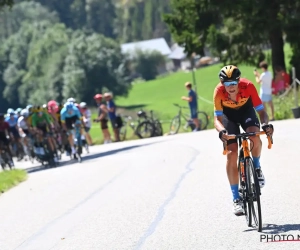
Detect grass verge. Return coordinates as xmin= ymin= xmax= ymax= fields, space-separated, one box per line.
xmin=0 ymin=169 xmax=27 ymax=193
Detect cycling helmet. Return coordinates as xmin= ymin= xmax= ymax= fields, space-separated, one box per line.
xmin=42 ymin=104 xmax=47 ymax=109
xmin=94 ymin=94 xmax=102 ymax=100
xmin=16 ymin=108 xmax=22 ymax=114
xmin=35 ymin=106 xmax=43 ymax=113
xmin=7 ymin=108 xmax=14 ymax=114
xmin=219 ymin=65 xmax=241 ymax=82
xmin=80 ymin=102 xmax=87 ymax=108
xmin=21 ymin=109 xmax=29 ymax=117
xmin=67 ymin=97 xmax=76 ymax=103
xmin=65 ymin=102 xmax=74 ymax=110
xmin=48 ymin=100 xmax=59 ymax=113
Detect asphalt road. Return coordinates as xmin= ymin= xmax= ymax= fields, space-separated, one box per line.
xmin=0 ymin=119 xmax=300 ymax=250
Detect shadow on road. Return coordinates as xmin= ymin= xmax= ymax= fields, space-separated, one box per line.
xmin=263 ymin=223 xmax=300 ymax=234
xmin=25 ymin=142 xmax=157 ymax=174
xmin=243 ymin=223 xmax=300 ymax=234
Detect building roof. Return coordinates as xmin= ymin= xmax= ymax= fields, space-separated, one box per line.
xmin=121 ymin=38 xmax=171 ymax=56
xmin=168 ymin=45 xmax=187 ymax=60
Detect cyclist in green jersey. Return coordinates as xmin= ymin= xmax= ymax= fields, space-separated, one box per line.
xmin=31 ymin=106 xmax=57 ymax=161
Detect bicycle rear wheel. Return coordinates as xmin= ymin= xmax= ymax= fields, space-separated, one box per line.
xmin=245 ymin=157 xmax=262 ymax=232
xmin=197 ymin=111 xmax=209 ymax=130
xmin=135 ymin=121 xmax=155 ymax=139
xmin=169 ymin=116 xmax=180 ymax=134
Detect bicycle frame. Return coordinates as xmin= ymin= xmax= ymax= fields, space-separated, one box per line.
xmin=174 ymin=104 xmax=193 ymax=123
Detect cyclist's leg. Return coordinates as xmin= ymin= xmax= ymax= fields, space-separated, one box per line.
xmin=84 ymin=127 xmax=93 ymax=145
xmin=240 ymin=110 xmax=262 ymax=167
xmin=223 ymin=115 xmax=240 ymax=197
xmin=65 ymin=117 xmax=76 ymax=155
xmin=21 ymin=130 xmax=30 ymax=157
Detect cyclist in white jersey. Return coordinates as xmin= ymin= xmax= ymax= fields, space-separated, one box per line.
xmin=18 ymin=109 xmax=30 ymax=157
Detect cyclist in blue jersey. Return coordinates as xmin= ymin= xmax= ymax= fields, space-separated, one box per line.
xmin=60 ymin=102 xmax=83 ymax=158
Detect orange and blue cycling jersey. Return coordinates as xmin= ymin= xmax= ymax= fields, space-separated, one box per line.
xmin=213 ymin=78 xmax=264 ymax=117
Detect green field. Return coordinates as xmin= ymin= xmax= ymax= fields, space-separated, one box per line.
xmin=90 ymin=44 xmax=296 ymax=144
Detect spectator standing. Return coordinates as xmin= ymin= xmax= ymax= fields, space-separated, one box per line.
xmin=275 ymin=66 xmax=290 ymax=91
xmin=79 ymin=102 xmax=93 ymax=145
xmin=94 ymin=94 xmax=112 ymax=144
xmin=254 ymin=61 xmax=275 ymax=121
xmin=181 ymin=82 xmax=200 ymax=131
xmin=104 ymin=92 xmax=120 ymax=142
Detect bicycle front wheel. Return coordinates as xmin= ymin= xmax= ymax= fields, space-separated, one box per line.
xmin=197 ymin=111 xmax=209 ymax=130
xmin=238 ymin=157 xmax=252 ymax=226
xmin=169 ymin=115 xmax=180 ymax=135
xmin=245 ymin=157 xmax=262 ymax=232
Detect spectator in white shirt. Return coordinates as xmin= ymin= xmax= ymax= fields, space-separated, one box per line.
xmin=79 ymin=102 xmax=93 ymax=145
xmin=254 ymin=61 xmax=275 ymax=121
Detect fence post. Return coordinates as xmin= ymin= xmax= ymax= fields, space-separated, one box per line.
xmin=292 ymin=67 xmax=298 ymax=108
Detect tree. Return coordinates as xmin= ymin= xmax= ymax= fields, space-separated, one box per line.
xmin=63 ymin=31 xmax=132 ymax=104
xmin=206 ymin=0 xmax=287 ymax=70
xmin=132 ymin=49 xmax=166 ymax=80
xmin=163 ymin=0 xmax=219 ymax=56
xmin=0 ymin=0 xmax=14 ymax=9
xmin=21 ymin=23 xmax=70 ymax=104
xmin=206 ymin=19 xmax=265 ymax=66
xmin=0 ymin=1 xmax=59 ymax=39
xmin=1 ymin=21 xmax=57 ymax=106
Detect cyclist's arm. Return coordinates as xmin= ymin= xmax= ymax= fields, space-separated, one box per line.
xmin=248 ymin=82 xmax=269 ymax=124
xmin=213 ymin=88 xmax=226 ymax=132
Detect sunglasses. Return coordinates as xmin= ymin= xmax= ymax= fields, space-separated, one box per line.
xmin=223 ymin=81 xmax=238 ymax=87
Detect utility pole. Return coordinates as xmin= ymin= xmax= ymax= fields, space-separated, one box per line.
xmin=190 ymin=53 xmax=198 ymax=111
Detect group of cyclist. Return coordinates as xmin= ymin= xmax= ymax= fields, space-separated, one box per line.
xmin=0 ymin=98 xmax=91 ymax=166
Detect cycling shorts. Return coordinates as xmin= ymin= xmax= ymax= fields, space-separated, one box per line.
xmin=223 ymin=107 xmax=260 ymax=146
xmin=65 ymin=115 xmax=80 ymax=130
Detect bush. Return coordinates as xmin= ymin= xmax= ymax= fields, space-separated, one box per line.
xmin=132 ymin=49 xmax=166 ymax=81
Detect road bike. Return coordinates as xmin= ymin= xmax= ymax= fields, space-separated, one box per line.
xmin=169 ymin=104 xmax=209 ymax=135
xmin=32 ymin=133 xmax=58 ymax=168
xmin=135 ymin=110 xmax=163 ymax=139
xmin=222 ymin=127 xmax=273 ymax=232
